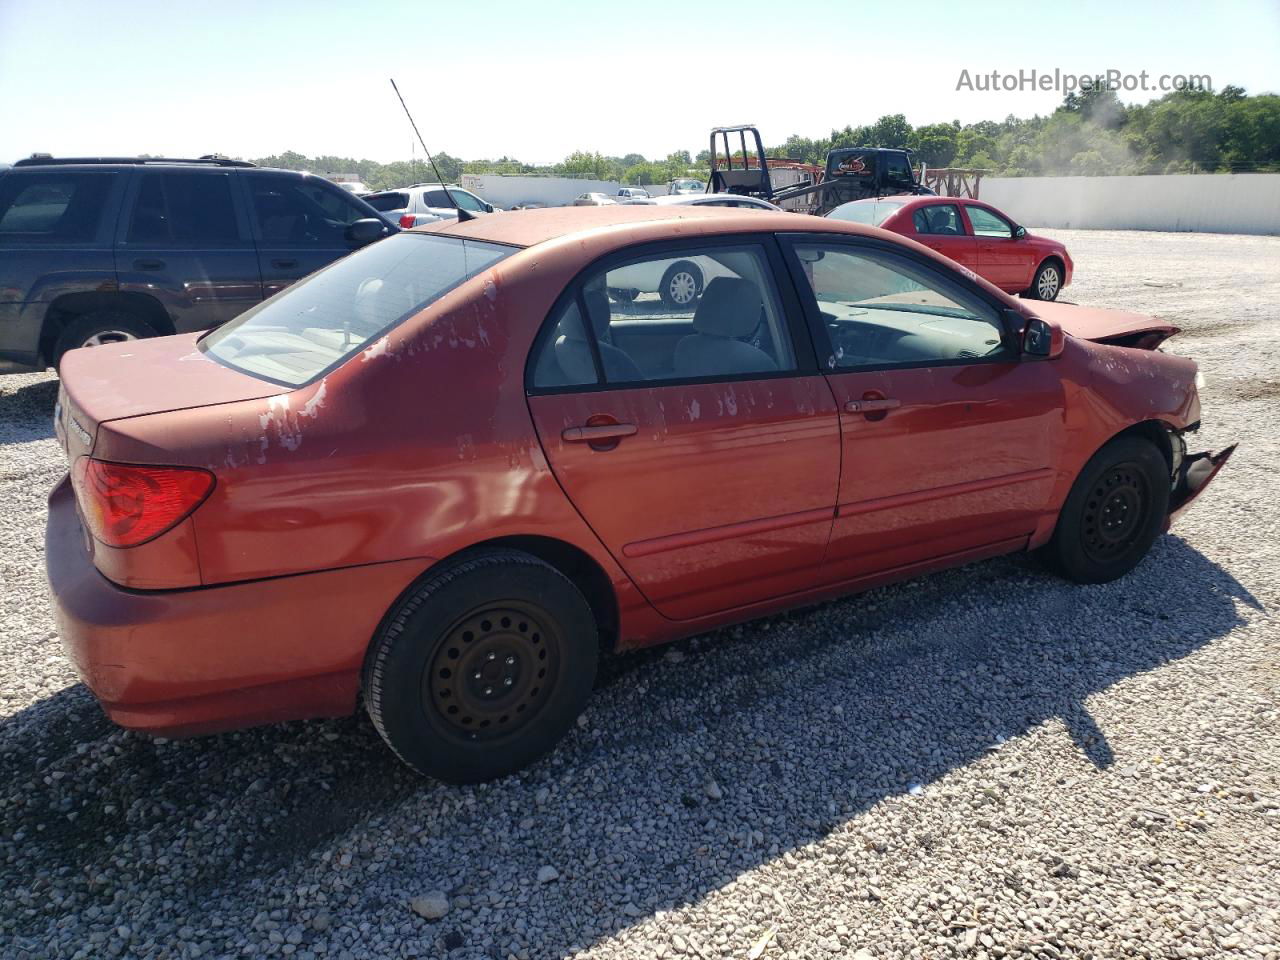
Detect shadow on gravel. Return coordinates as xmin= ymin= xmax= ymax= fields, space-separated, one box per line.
xmin=0 ymin=376 xmax=57 ymax=446
xmin=0 ymin=535 xmax=1260 ymax=955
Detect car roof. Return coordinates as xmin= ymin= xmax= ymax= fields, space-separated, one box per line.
xmin=844 ymin=195 xmax=982 ymax=209
xmin=411 ymin=203 xmax=876 ymax=250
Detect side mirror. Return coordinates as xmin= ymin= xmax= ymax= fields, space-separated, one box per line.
xmin=484 ymin=203 xmax=494 ymax=213
xmin=346 ymin=218 xmax=388 ymax=246
xmin=1022 ymin=316 xmax=1064 ymax=359
xmin=1015 ymin=225 xmax=1027 ymax=239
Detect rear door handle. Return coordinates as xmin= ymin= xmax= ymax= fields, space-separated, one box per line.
xmin=562 ymin=423 xmax=637 ymax=443
xmin=271 ymin=258 xmax=299 ymax=269
xmin=133 ymin=258 xmax=165 ymax=270
xmin=845 ymin=398 xmax=900 ymax=413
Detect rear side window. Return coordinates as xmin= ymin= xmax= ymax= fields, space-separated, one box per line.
xmin=0 ymin=171 xmax=114 ymax=243
xmin=364 ymin=192 xmax=409 ymax=212
xmin=826 ymin=200 xmax=904 ymax=226
xmin=126 ymin=172 xmax=242 ymax=245
xmin=529 ymin=243 xmax=795 ymax=389
xmin=201 ymin=233 xmax=515 ymax=386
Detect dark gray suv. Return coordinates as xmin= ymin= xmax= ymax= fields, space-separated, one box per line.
xmin=0 ymin=156 xmax=395 ymax=373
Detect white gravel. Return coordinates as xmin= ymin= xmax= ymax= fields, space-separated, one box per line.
xmin=2 ymin=228 xmax=1279 ymax=960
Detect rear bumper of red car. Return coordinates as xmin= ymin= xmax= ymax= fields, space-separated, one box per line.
xmin=45 ymin=476 xmax=431 ymax=736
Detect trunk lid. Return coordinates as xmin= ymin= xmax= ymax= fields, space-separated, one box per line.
xmin=1030 ymin=301 xmax=1179 ymax=348
xmin=55 ymin=332 xmax=288 ymax=462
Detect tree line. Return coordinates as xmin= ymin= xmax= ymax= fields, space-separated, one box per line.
xmin=250 ymin=86 xmax=1279 ymax=191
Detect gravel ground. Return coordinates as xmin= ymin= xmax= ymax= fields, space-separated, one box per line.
xmin=1 ymin=228 xmax=1278 ymax=960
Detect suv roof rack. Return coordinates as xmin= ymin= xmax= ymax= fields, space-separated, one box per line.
xmin=13 ymin=154 xmax=258 ymax=168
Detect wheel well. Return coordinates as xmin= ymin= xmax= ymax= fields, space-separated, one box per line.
xmin=39 ymin=292 xmax=174 ymax=365
xmin=1113 ymin=419 xmax=1175 ymax=470
xmin=467 ymin=536 xmax=620 ymax=651
xmin=1039 ymin=255 xmax=1065 ymax=275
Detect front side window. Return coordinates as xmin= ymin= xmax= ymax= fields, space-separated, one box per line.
xmin=967 ymin=206 xmax=1014 ymax=238
xmin=912 ymin=203 xmax=964 ymax=236
xmin=423 ymin=189 xmax=484 ymax=212
xmin=126 ymin=172 xmax=242 ymax=245
xmin=790 ymin=242 xmax=1010 ymax=369
xmin=0 ymin=171 xmax=114 ymax=243
xmin=202 ymin=233 xmax=514 ymax=385
xmin=247 ymin=174 xmax=365 ymax=246
xmin=530 ymin=243 xmax=795 ymax=389
xmin=885 ymin=155 xmax=913 ymax=183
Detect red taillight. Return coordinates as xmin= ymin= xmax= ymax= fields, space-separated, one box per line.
xmin=399 ymin=214 xmax=416 ymax=229
xmin=71 ymin=458 xmax=214 ymax=548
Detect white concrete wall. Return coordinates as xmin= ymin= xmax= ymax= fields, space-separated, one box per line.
xmin=458 ymin=174 xmax=679 ymax=208
xmin=979 ymin=174 xmax=1280 ymax=235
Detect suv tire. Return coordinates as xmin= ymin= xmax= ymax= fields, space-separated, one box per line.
xmin=54 ymin=311 xmax=157 ymax=369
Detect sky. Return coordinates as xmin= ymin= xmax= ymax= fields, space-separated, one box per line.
xmin=1 ymin=0 xmax=1278 ymax=166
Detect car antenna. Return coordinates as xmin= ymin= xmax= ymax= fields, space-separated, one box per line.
xmin=390 ymin=77 xmax=475 ymax=222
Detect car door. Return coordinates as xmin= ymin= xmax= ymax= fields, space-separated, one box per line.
xmin=780 ymin=234 xmax=1065 ymax=584
xmin=526 ymin=237 xmax=841 ymax=620
xmin=0 ymin=167 xmax=126 ymax=367
xmin=964 ymin=203 xmax=1028 ymax=291
xmin=115 ymin=168 xmax=261 ymax=333
xmin=909 ymin=202 xmax=978 ymax=271
xmin=241 ymin=171 xmax=373 ymax=297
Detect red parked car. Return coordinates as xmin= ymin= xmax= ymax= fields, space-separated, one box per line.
xmin=828 ymin=196 xmax=1073 ymax=301
xmin=47 ymin=205 xmax=1231 ymax=782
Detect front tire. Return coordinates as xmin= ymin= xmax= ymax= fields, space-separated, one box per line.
xmin=1025 ymin=260 xmax=1063 ymax=301
xmin=1042 ymin=436 xmax=1170 ymax=584
xmin=363 ymin=549 xmax=599 ymax=783
xmin=659 ymin=261 xmax=703 ymax=310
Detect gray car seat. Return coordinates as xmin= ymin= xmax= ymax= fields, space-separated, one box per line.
xmin=553 ymin=286 xmax=645 ymax=384
xmin=673 ymin=277 xmax=776 ymax=377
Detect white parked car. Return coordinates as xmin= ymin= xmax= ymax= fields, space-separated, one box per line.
xmin=619 ymin=192 xmax=783 ymax=211
xmin=668 ymin=178 xmax=705 ymax=195
xmin=364 ymin=184 xmax=498 ymax=227
xmin=606 ymin=193 xmax=785 ymax=307
xmin=572 ymin=192 xmax=617 ymax=206
xmin=616 ymin=187 xmax=650 ymax=200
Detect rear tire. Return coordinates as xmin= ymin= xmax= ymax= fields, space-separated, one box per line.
xmin=53 ymin=311 xmax=157 ymax=369
xmin=363 ymin=549 xmax=599 ymax=783
xmin=1042 ymin=436 xmax=1170 ymax=584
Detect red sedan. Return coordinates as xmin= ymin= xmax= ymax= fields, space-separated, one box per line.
xmin=47 ymin=205 xmax=1230 ymax=782
xmin=828 ymin=196 xmax=1073 ymax=301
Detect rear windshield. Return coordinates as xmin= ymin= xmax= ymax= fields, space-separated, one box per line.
xmin=827 ymin=200 xmax=904 ymax=226
xmin=200 ymin=233 xmax=515 ymax=386
xmin=364 ymin=192 xmax=409 ymax=212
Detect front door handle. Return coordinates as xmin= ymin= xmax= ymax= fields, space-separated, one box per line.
xmin=562 ymin=422 xmax=637 ymax=443
xmin=271 ymin=258 xmax=299 ymax=269
xmin=845 ymin=398 xmax=900 ymax=413
xmin=133 ymin=258 xmax=165 ymax=270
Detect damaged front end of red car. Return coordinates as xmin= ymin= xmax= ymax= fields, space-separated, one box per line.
xmin=1168 ymin=440 xmax=1237 ymax=525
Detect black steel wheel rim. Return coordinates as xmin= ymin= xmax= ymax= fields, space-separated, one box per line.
xmin=425 ymin=601 xmax=559 ymax=741
xmin=1081 ymin=462 xmax=1150 ymax=562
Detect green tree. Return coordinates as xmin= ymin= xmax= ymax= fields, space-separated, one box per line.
xmin=555 ymin=151 xmax=611 ymax=179
xmin=910 ymin=123 xmax=958 ymax=167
